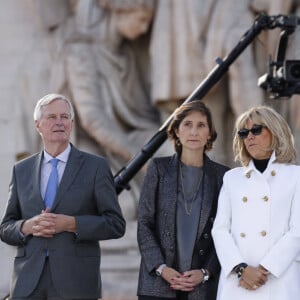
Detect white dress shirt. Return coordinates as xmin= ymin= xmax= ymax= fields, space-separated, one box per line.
xmin=41 ymin=144 xmax=71 ymax=199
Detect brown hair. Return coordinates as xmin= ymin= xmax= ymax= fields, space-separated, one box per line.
xmin=167 ymin=100 xmax=217 ymax=154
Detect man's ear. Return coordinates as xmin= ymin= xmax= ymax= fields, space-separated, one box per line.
xmin=35 ymin=120 xmax=40 ymax=133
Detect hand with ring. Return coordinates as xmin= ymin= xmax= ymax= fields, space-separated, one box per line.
xmin=239 ymin=278 xmax=258 ymax=290
xmin=238 ymin=265 xmax=269 ymax=291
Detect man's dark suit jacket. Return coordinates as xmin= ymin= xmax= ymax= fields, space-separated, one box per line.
xmin=137 ymin=153 xmax=229 ymax=300
xmin=0 ymin=145 xmax=125 ymax=299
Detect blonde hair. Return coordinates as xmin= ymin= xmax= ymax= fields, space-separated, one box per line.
xmin=233 ymin=106 xmax=296 ymax=166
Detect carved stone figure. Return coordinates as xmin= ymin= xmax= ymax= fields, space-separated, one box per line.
xmin=149 ymin=0 xmax=217 ymax=119
xmin=50 ymin=0 xmax=173 ymax=219
xmin=16 ymin=0 xmax=74 ymax=160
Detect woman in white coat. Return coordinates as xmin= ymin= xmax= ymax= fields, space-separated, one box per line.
xmin=212 ymin=105 xmax=300 ymax=300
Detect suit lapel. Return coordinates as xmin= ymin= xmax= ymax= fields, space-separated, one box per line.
xmin=161 ymin=155 xmax=178 ymax=242
xmin=197 ymin=156 xmax=216 ymax=239
xmin=52 ymin=146 xmax=83 ymax=210
xmin=28 ymin=151 xmax=45 ymax=211
xmin=33 ymin=152 xmax=45 ymax=210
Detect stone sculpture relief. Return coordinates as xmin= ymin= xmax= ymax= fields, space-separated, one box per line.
xmin=149 ymin=0 xmax=218 ymax=118
xmin=15 ymin=0 xmax=74 ymax=160
xmin=49 ymin=0 xmax=173 ymax=220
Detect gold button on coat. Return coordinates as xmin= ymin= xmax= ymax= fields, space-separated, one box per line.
xmin=263 ymin=196 xmax=269 ymax=202
xmin=261 ymin=230 xmax=267 ymax=236
xmin=240 ymin=233 xmax=246 ymax=238
xmin=271 ymin=170 xmax=276 ymax=176
xmin=242 ymin=197 xmax=248 ymax=203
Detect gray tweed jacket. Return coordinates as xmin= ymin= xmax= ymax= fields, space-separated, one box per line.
xmin=137 ymin=153 xmax=229 ymax=300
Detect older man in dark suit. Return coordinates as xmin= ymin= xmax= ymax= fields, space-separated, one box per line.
xmin=0 ymin=93 xmax=126 ymax=300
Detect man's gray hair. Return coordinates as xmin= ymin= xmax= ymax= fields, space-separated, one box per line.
xmin=33 ymin=93 xmax=75 ymax=121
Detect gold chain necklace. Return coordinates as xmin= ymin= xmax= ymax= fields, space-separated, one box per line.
xmin=179 ymin=162 xmax=202 ymax=215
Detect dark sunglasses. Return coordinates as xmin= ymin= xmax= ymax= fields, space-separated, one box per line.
xmin=237 ymin=124 xmax=265 ymax=139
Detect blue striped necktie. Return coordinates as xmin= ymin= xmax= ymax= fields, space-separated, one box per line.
xmin=44 ymin=158 xmax=59 ymax=209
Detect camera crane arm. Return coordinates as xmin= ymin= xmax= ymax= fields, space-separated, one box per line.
xmin=114 ymin=14 xmax=298 ymax=195
xmin=258 ymin=15 xmax=300 ymax=98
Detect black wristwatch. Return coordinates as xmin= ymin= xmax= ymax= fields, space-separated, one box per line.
xmin=234 ymin=263 xmax=248 ymax=278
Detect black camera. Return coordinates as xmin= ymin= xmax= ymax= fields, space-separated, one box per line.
xmin=285 ymin=60 xmax=300 ymax=82
xmin=258 ymin=59 xmax=300 ymax=98
xmin=257 ymin=14 xmax=300 ymax=98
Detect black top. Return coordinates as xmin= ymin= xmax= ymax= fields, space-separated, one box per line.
xmin=253 ymin=158 xmax=270 ymax=173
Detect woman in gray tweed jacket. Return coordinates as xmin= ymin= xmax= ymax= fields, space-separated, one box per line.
xmin=137 ymin=101 xmax=229 ymax=300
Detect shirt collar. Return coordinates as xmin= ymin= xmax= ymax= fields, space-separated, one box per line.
xmin=43 ymin=143 xmax=71 ymax=163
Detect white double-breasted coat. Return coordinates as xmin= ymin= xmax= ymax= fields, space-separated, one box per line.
xmin=212 ymin=152 xmax=300 ymax=300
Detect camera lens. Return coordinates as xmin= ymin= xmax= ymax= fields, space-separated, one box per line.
xmin=290 ymin=63 xmax=300 ymax=79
